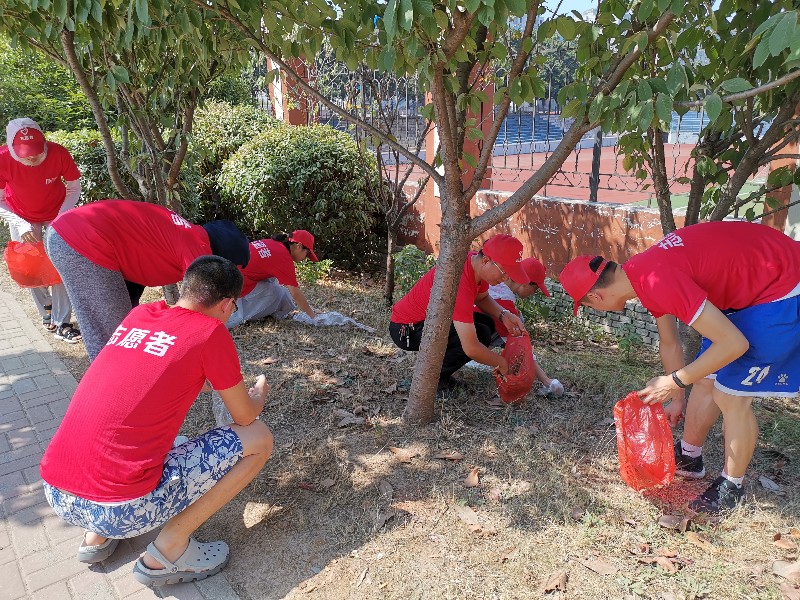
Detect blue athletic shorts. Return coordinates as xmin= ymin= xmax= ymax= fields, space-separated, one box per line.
xmin=697 ymin=295 xmax=800 ymax=397
xmin=43 ymin=426 xmax=244 ymax=539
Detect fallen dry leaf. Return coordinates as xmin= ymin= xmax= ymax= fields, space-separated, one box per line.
xmin=389 ymin=446 xmax=419 ymax=463
xmin=337 ymin=415 xmax=365 ymax=427
xmin=655 ymin=556 xmax=679 ymax=573
xmin=453 ymin=504 xmax=496 ymax=535
xmin=656 ymin=548 xmax=678 ymax=558
xmin=353 ymin=405 xmax=367 ymax=415
xmin=792 ymin=528 xmax=800 ymax=538
xmin=775 ymin=534 xmax=799 ymax=551
xmin=463 ymin=467 xmax=480 ymax=488
xmin=539 ymin=570 xmax=568 ymax=594
xmin=433 ymin=450 xmax=464 ymax=461
xmin=354 ymin=568 xmax=368 ymax=588
xmin=760 ymin=475 xmax=787 ymax=496
xmin=686 ymin=531 xmax=715 ymax=553
xmin=775 ymin=560 xmax=800 ymax=583
xmin=570 ymin=507 xmax=585 ymax=521
xmin=488 ymin=488 xmax=503 ymax=503
xmin=579 ymin=558 xmax=618 ymax=576
xmin=333 ymin=408 xmax=353 ymax=418
xmin=298 ymin=482 xmax=316 ymax=491
xmin=657 ymin=514 xmax=684 ymax=530
xmin=303 ymin=583 xmax=317 ymax=593
xmin=484 ymin=397 xmax=506 ymax=410
xmin=780 ymin=582 xmax=800 ymax=600
xmin=318 ymin=478 xmax=335 ymax=490
xmin=377 ymin=479 xmax=393 ymax=500
xmin=374 ymin=509 xmax=398 ymax=530
xmin=259 ymin=356 xmax=279 ymax=365
xmin=383 ymin=383 xmax=397 ymax=394
xmin=500 ymin=547 xmax=518 ymax=563
xmin=624 ymin=517 xmax=637 ymax=528
xmin=335 ymin=387 xmax=354 ymax=398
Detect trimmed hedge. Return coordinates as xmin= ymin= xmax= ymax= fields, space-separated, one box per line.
xmin=218 ymin=123 xmax=384 ymax=269
xmin=187 ymin=100 xmax=279 ymax=222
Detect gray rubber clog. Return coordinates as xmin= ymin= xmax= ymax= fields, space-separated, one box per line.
xmin=132 ymin=538 xmax=229 ymax=586
xmin=76 ymin=536 xmax=120 ymax=563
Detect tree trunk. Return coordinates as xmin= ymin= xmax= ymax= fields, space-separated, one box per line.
xmin=402 ymin=217 xmax=472 ymax=424
xmin=650 ymin=128 xmax=676 ymax=234
xmin=384 ymin=234 xmax=396 ymax=306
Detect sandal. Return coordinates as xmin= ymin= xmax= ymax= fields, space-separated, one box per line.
xmin=54 ymin=323 xmax=82 ymax=344
xmin=42 ymin=305 xmax=56 ymax=332
xmin=76 ymin=534 xmax=120 ymax=563
xmin=132 ymin=538 xmax=229 ymax=586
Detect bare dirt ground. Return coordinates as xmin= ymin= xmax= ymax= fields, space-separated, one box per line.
xmin=2 ymin=265 xmax=799 ymax=600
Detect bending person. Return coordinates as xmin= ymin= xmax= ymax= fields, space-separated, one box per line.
xmin=40 ymin=256 xmax=273 ymax=586
xmin=0 ymin=118 xmax=82 ymax=342
xmin=560 ymin=221 xmax=800 ymax=513
xmin=389 ymin=234 xmax=528 ymax=398
xmin=480 ymin=257 xmax=564 ymax=396
xmin=46 ymin=199 xmax=249 ymax=360
xmin=227 ymin=230 xmax=319 ymax=328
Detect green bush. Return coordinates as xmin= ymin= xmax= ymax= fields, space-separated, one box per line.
xmin=187 ymin=100 xmax=279 ymax=222
xmin=47 ymin=129 xmax=134 ymax=204
xmin=393 ymin=244 xmax=436 ymax=296
xmin=203 ymin=73 xmax=256 ymax=107
xmin=296 ymin=258 xmax=333 ymax=285
xmin=218 ymin=123 xmax=384 ymax=269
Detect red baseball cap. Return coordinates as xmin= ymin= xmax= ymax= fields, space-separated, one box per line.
xmin=521 ymin=257 xmax=550 ymax=297
xmin=289 ymin=229 xmax=318 ymax=262
xmin=13 ymin=127 xmax=46 ymax=158
xmin=559 ymin=255 xmax=609 ymax=315
xmin=482 ymin=234 xmax=528 ymax=284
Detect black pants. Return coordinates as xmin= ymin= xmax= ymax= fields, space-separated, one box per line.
xmin=389 ymin=312 xmax=496 ymax=381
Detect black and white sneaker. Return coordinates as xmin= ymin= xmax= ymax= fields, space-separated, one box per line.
xmin=689 ymin=475 xmax=744 ymax=514
xmin=674 ymin=440 xmax=705 ymax=478
xmin=54 ymin=323 xmax=82 ymax=344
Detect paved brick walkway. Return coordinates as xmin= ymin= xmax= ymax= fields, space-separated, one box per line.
xmin=0 ymin=290 xmax=241 ymax=600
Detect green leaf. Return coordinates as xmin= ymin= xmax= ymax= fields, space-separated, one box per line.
xmin=769 ymin=12 xmax=796 ymax=57
xmin=657 ymin=0 xmax=670 ymax=11
xmin=666 ymin=63 xmax=685 ymax=94
xmin=637 ymin=80 xmax=652 ymax=101
xmin=588 ymin=92 xmax=604 ymax=123
xmin=561 ymin=98 xmax=584 ymax=119
xmin=635 ymin=30 xmax=649 ymax=52
xmin=639 ymin=101 xmax=654 ymax=131
xmin=505 ymin=0 xmax=525 ymax=16
xmin=90 ymin=0 xmax=103 ymax=23
xmin=556 ymin=17 xmax=577 ymax=41
xmin=110 ymin=65 xmax=130 ymax=83
xmin=719 ymin=78 xmax=753 ymax=93
xmin=655 ymin=93 xmax=672 ymax=123
xmin=135 ymin=0 xmax=149 ymax=24
xmin=383 ymin=0 xmax=399 ymax=41
xmin=398 ymin=0 xmax=413 ymax=31
xmin=638 ymin=0 xmax=654 ymax=22
xmin=463 ymin=0 xmax=480 ymax=13
xmin=753 ymin=37 xmax=771 ymax=68
xmin=462 ymin=152 xmax=477 ymax=169
xmin=53 ymin=0 xmax=67 ymax=21
xmin=705 ymin=93 xmax=722 ymax=121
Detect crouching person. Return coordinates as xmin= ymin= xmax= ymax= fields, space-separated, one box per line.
xmin=39 ymin=256 xmax=274 ymax=586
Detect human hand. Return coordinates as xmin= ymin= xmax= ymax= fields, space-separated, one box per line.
xmin=548 ymin=378 xmax=564 ymax=397
xmin=663 ymin=395 xmax=685 ymax=427
xmin=494 ymin=355 xmax=509 ymax=379
xmin=502 ymin=312 xmax=526 ymax=337
xmin=638 ymin=375 xmax=680 ymax=405
xmin=20 ymin=230 xmax=37 ymax=243
xmin=249 ymin=374 xmax=270 ymax=404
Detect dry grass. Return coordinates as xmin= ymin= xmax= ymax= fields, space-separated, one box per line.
xmin=2 ymin=265 xmax=799 ymax=600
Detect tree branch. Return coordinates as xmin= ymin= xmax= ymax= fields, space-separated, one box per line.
xmin=676 ymin=69 xmax=800 ymax=107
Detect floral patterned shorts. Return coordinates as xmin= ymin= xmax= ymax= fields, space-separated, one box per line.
xmin=43 ymin=426 xmax=243 ymax=539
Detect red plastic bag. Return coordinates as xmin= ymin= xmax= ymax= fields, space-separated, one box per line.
xmin=613 ymin=391 xmax=675 ymax=491
xmin=494 ymin=335 xmax=536 ymax=405
xmin=4 ymin=241 xmax=62 ymax=288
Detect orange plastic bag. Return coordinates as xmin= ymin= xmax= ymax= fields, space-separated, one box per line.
xmin=4 ymin=241 xmax=62 ymax=288
xmin=494 ymin=335 xmax=536 ymax=405
xmin=613 ymin=391 xmax=675 ymax=491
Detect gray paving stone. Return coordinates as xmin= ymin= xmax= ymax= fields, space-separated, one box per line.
xmin=0 ymin=397 xmax=24 ymax=417
xmin=0 ymin=443 xmax=42 ymax=467
xmin=0 ymin=452 xmax=43 ymax=479
xmin=196 ymin=574 xmax=241 ymax=600
xmin=16 ymin=388 xmax=68 ymax=408
xmin=0 ymin=559 xmax=27 ymax=599
xmin=31 ymin=580 xmax=72 ymax=600
xmin=19 ymin=534 xmax=81 ymax=577
xmin=69 ymin=569 xmax=118 ymax=600
xmin=8 ymin=426 xmax=37 ymax=450
xmin=157 ymin=581 xmax=205 ymax=599
xmin=112 ymin=571 xmax=154 ymax=598
xmin=25 ymin=405 xmax=52 ymax=426
xmin=7 ymin=516 xmax=50 ymax=558
xmin=25 ymin=552 xmax=88 ymax=592
xmin=0 ymin=357 xmax=24 ymax=372
xmin=41 ymin=513 xmax=83 ymax=546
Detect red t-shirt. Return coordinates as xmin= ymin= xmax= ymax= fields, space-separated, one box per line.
xmin=52 ymin=200 xmax=212 ymax=286
xmin=623 ymin=221 xmax=800 ymax=325
xmin=40 ymin=301 xmax=243 ymax=502
xmin=0 ymin=143 xmax=80 ymax=222
xmin=391 ymin=252 xmax=489 ymax=324
xmin=239 ymin=239 xmax=298 ymax=297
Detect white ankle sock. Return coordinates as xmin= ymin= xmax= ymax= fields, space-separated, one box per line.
xmin=680 ymin=440 xmax=703 ymax=458
xmin=721 ymin=471 xmax=744 ymax=487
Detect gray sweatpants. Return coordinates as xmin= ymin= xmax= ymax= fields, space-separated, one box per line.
xmin=46 ymin=229 xmax=133 ymax=361
xmin=226 ymin=277 xmax=295 ymax=328
xmin=7 ymin=221 xmax=73 ymax=326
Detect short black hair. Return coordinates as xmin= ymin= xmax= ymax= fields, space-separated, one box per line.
xmin=180 ymin=256 xmax=243 ymax=307
xmin=589 ymin=257 xmax=618 ymax=291
xmin=270 ymin=233 xmax=292 ymax=253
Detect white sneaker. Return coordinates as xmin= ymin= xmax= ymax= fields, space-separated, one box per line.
xmin=548 ymin=379 xmax=564 ymax=397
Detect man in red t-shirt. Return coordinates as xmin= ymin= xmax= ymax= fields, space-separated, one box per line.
xmin=389 ymin=234 xmax=529 ymax=397
xmin=40 ymin=256 xmax=273 ymax=586
xmin=46 ymin=199 xmax=250 ymax=361
xmin=0 ymin=118 xmax=82 ymax=343
xmin=560 ymin=221 xmax=800 ymax=513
